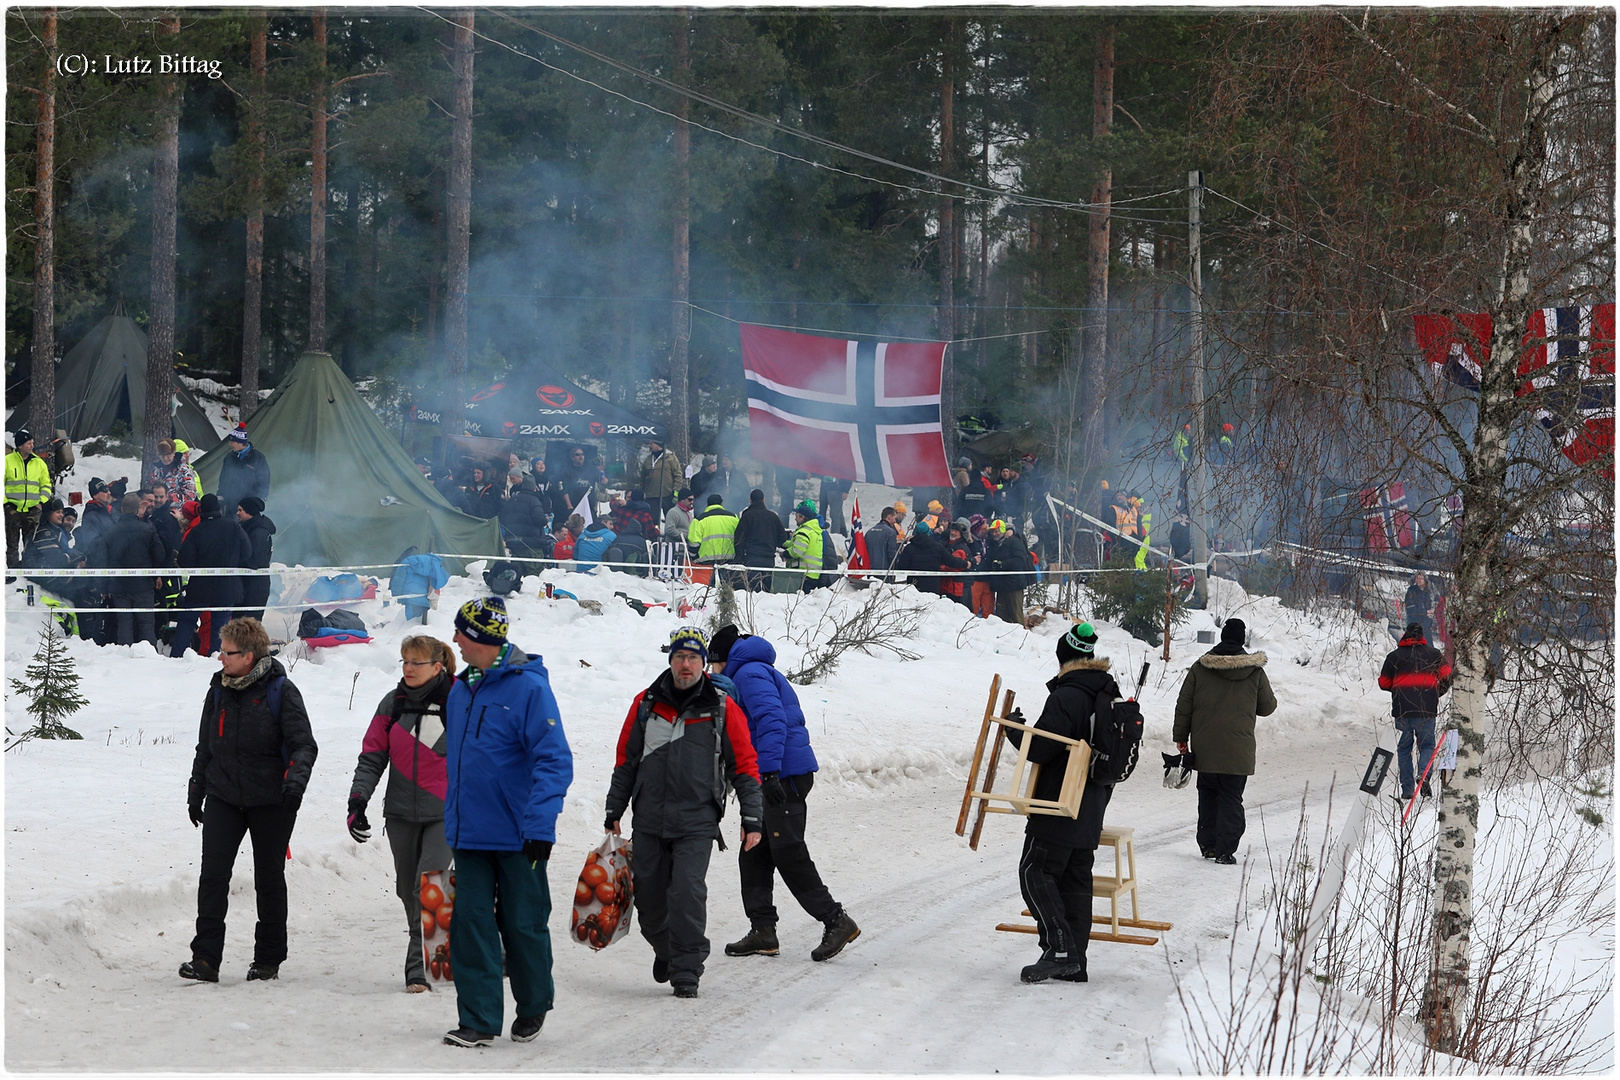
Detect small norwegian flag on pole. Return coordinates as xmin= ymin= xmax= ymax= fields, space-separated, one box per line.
xmin=846 ymin=498 xmax=871 ymax=579
xmin=739 ymin=324 xmax=955 ymax=487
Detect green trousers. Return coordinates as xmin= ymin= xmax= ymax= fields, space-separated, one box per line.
xmin=449 ymin=848 xmax=556 ymax=1035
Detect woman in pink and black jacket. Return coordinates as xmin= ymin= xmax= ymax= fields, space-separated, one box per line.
xmin=348 ymin=635 xmax=456 ymax=990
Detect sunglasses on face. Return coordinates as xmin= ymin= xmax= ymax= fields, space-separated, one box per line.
xmin=220 ymin=648 xmax=249 ymax=657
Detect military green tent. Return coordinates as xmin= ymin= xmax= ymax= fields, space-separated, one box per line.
xmin=11 ymin=313 xmax=221 ymax=450
xmin=194 ymin=351 xmax=500 ymax=570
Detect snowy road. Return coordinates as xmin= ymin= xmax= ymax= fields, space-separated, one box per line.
xmin=6 ymin=567 xmax=1395 ymax=1072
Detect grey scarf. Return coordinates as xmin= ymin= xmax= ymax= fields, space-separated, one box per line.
xmin=222 ymin=655 xmax=272 ymax=690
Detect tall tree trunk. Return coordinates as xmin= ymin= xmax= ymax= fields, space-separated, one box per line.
xmin=938 ymin=24 xmax=957 ymax=459
xmin=1422 ymin=19 xmax=1563 ymax=1053
xmin=241 ymin=11 xmax=266 ymax=419
xmin=427 ymin=168 xmax=442 ymax=345
xmin=668 ymin=8 xmax=692 ymax=462
xmin=28 ymin=8 xmax=57 ymax=444
xmin=443 ymin=9 xmax=474 ymax=434
xmin=308 ymin=9 xmax=328 ymax=352
xmin=142 ymin=12 xmax=182 ymax=480
xmin=1080 ymin=25 xmax=1114 ymax=484
xmin=340 ymin=172 xmax=360 ymax=374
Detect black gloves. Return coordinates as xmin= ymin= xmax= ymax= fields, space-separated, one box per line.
xmin=604 ymin=817 xmax=619 ymax=832
xmin=187 ymin=778 xmax=205 ymax=828
xmin=523 ymin=838 xmax=553 ymax=865
xmin=281 ymin=785 xmax=303 ymax=815
xmin=347 ymin=795 xmax=371 ymax=843
xmin=761 ymin=772 xmax=790 ymax=807
xmin=1007 ymin=707 xmax=1027 ymax=725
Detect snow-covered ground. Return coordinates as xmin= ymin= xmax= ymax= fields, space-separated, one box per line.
xmin=4 ymin=506 xmax=1612 ymax=1071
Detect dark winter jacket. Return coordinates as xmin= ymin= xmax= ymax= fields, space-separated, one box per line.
xmin=102 ymin=513 xmax=168 ymax=592
xmin=1404 ymin=583 xmax=1433 ymax=626
xmin=352 ymin=670 xmax=454 ymax=823
xmin=721 ymin=636 xmax=818 ymax=779
xmin=217 ymin=446 xmax=271 ymax=518
xmin=461 ymin=482 xmax=502 ymax=520
xmin=605 ymin=670 xmax=764 ymax=839
xmin=863 ymin=520 xmax=900 ymax=574
xmin=445 ymin=646 xmax=573 ymax=849
xmin=1378 ymin=633 xmax=1452 ymax=719
xmin=500 ymin=489 xmax=550 ymax=541
xmin=190 ymin=657 xmax=318 ymax=808
xmin=941 ymin=534 xmax=973 ymax=598
xmin=1006 ymin=659 xmax=1118 ymax=847
xmin=152 ymin=506 xmax=184 ymax=561
xmin=178 ymin=511 xmax=253 ymax=609
xmin=897 ymin=532 xmax=967 ymax=594
xmin=74 ymin=500 xmax=116 ymax=561
xmin=735 ymin=502 xmax=786 ymax=562
xmin=1169 ymin=519 xmax=1192 ymax=562
xmin=988 ymin=531 xmax=1035 ymax=591
xmin=238 ymin=513 xmax=276 ymax=610
xmin=1172 ymin=645 xmax=1277 ymax=776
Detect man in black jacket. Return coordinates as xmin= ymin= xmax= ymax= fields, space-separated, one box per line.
xmin=1005 ymin=622 xmax=1116 ymax=984
xmin=103 ymin=493 xmax=168 ymax=647
xmin=217 ymin=424 xmax=271 ymax=518
xmin=499 ymin=479 xmax=552 ymax=561
xmin=172 ymin=494 xmax=252 ymax=658
xmin=1378 ymin=622 xmax=1452 ymax=801
xmin=863 ymin=506 xmax=902 ymax=581
xmin=181 ymin=617 xmax=317 ymax=983
xmin=235 ymin=497 xmax=277 ymax=621
xmin=734 ymin=488 xmax=785 ymax=592
xmin=893 ymin=520 xmax=966 ymax=596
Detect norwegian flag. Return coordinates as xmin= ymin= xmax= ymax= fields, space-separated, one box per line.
xmin=1516 ymin=305 xmax=1615 ymax=470
xmin=1412 ymin=304 xmax=1614 ymax=472
xmin=1360 ymin=480 xmax=1415 ymax=553
xmin=846 ymin=498 xmax=872 ymax=578
xmin=739 ymin=324 xmax=955 ymax=487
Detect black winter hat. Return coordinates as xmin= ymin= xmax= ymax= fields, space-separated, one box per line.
xmin=1404 ymin=621 xmax=1427 ymax=641
xmin=1220 ymin=618 xmax=1247 ymax=645
xmin=709 ymin=624 xmax=744 ymax=665
xmin=707 ymin=493 xmax=725 ymax=506
xmin=238 ymin=496 xmax=266 ymax=516
xmin=1056 ymin=621 xmax=1099 ymax=664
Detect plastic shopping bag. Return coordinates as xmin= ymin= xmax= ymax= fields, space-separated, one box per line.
xmin=570 ymin=833 xmax=633 ymax=950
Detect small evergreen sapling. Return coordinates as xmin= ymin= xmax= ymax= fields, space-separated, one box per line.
xmin=9 ymin=621 xmax=87 ymax=740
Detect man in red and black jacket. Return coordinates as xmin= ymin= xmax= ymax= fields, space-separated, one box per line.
xmin=1378 ymin=621 xmax=1453 ymax=801
xmin=604 ymin=627 xmax=764 ymax=999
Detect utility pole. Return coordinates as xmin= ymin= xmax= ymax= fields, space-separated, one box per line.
xmin=1187 ymin=170 xmax=1210 ymax=609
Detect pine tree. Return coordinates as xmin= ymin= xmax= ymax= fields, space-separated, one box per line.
xmin=8 ymin=620 xmax=87 ymax=741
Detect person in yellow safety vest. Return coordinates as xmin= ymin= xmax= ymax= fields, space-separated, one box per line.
xmin=687 ymin=493 xmax=740 ymax=587
xmin=784 ymin=500 xmax=825 ymax=593
xmin=1134 ymin=507 xmax=1153 ymax=571
xmin=1172 ymin=424 xmax=1190 ymax=464
xmin=5 ymin=428 xmax=53 ymax=567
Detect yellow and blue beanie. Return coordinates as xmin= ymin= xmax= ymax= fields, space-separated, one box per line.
xmin=667 ymin=625 xmax=709 ymax=662
xmin=456 ymin=596 xmax=510 ymax=645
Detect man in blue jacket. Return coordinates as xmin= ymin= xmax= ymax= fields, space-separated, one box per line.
xmin=709 ymin=625 xmax=860 ymax=963
xmin=444 ymin=597 xmax=574 ymax=1048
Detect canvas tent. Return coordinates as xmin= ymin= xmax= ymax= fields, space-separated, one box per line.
xmin=10 ymin=313 xmax=220 ymax=450
xmin=195 ymin=351 xmax=500 ymax=569
xmin=460 ymin=364 xmax=667 ymax=441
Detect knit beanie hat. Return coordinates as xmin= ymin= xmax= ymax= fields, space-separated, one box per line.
xmin=1056 ymin=621 xmax=1100 ymax=664
xmin=1220 ymin=618 xmax=1247 ymax=645
xmin=708 ymin=624 xmax=742 ymax=665
xmin=707 ymin=493 xmax=725 ymax=506
xmin=455 ymin=596 xmax=510 ymax=645
xmin=228 ymin=423 xmax=250 ymax=444
xmin=238 ymin=496 xmax=266 ymax=516
xmin=667 ymin=625 xmax=709 ymax=662
xmin=1403 ymin=621 xmax=1426 ymax=641
xmin=198 ymin=493 xmax=221 ymax=518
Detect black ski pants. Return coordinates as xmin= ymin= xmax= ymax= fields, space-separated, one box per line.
xmin=1196 ymin=772 xmax=1248 ymax=857
xmin=191 ymin=797 xmax=298 ymax=969
xmin=1018 ymin=835 xmax=1094 ymax=963
xmin=632 ymin=831 xmax=713 ymax=988
xmin=739 ymin=772 xmax=838 ymax=930
xmin=111 ymin=587 xmax=156 ymax=647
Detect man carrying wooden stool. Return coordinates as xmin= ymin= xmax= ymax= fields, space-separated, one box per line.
xmin=1004 ymin=622 xmax=1118 ymax=984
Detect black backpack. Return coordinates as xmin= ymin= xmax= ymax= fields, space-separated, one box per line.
xmin=1088 ymin=661 xmax=1148 ymax=786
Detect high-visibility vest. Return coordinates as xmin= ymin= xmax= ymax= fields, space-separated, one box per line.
xmin=785 ymin=519 xmax=824 ymax=579
xmin=4 ymin=451 xmax=52 ymax=510
xmin=687 ymin=508 xmax=738 ymax=562
xmin=1135 ymin=512 xmax=1153 ymax=570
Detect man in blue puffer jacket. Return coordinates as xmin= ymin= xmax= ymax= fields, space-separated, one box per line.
xmin=443 ymin=596 xmax=574 ymax=1049
xmin=710 ymin=625 xmax=860 ymax=963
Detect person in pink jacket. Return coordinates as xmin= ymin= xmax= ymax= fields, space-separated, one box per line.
xmin=347 ymin=635 xmax=455 ymax=990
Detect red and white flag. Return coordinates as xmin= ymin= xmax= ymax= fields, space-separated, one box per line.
xmin=1360 ymin=480 xmax=1415 ymax=553
xmin=739 ymin=324 xmax=954 ymax=487
xmin=846 ymin=498 xmax=871 ymax=579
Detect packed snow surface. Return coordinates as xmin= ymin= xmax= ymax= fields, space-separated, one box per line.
xmin=5 ymin=545 xmax=1611 ymax=1071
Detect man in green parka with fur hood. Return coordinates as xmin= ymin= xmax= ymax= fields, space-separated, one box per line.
xmin=1172 ymin=618 xmax=1276 ymax=865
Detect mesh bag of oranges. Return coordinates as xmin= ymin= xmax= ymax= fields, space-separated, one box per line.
xmin=571 ymin=834 xmax=633 ymax=950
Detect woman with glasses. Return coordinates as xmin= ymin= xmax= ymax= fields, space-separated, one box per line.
xmin=181 ymin=617 xmax=318 ymax=984
xmin=347 ymin=635 xmax=458 ymax=990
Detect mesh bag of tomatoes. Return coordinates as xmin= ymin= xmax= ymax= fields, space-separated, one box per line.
xmin=420 ymin=869 xmax=454 ymax=982
xmin=571 ymin=834 xmax=633 ymax=950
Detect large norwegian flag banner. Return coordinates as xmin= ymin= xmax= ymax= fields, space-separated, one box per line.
xmin=739 ymin=324 xmax=955 ymax=487
xmin=1412 ymin=304 xmax=1614 ymax=472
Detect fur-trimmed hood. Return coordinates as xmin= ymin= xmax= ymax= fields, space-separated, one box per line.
xmin=1058 ymin=656 xmax=1112 ymax=676
xmin=1198 ymin=650 xmax=1268 ymax=675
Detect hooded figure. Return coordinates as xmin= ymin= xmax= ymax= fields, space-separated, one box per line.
xmin=1171 ymin=619 xmax=1277 ymax=863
